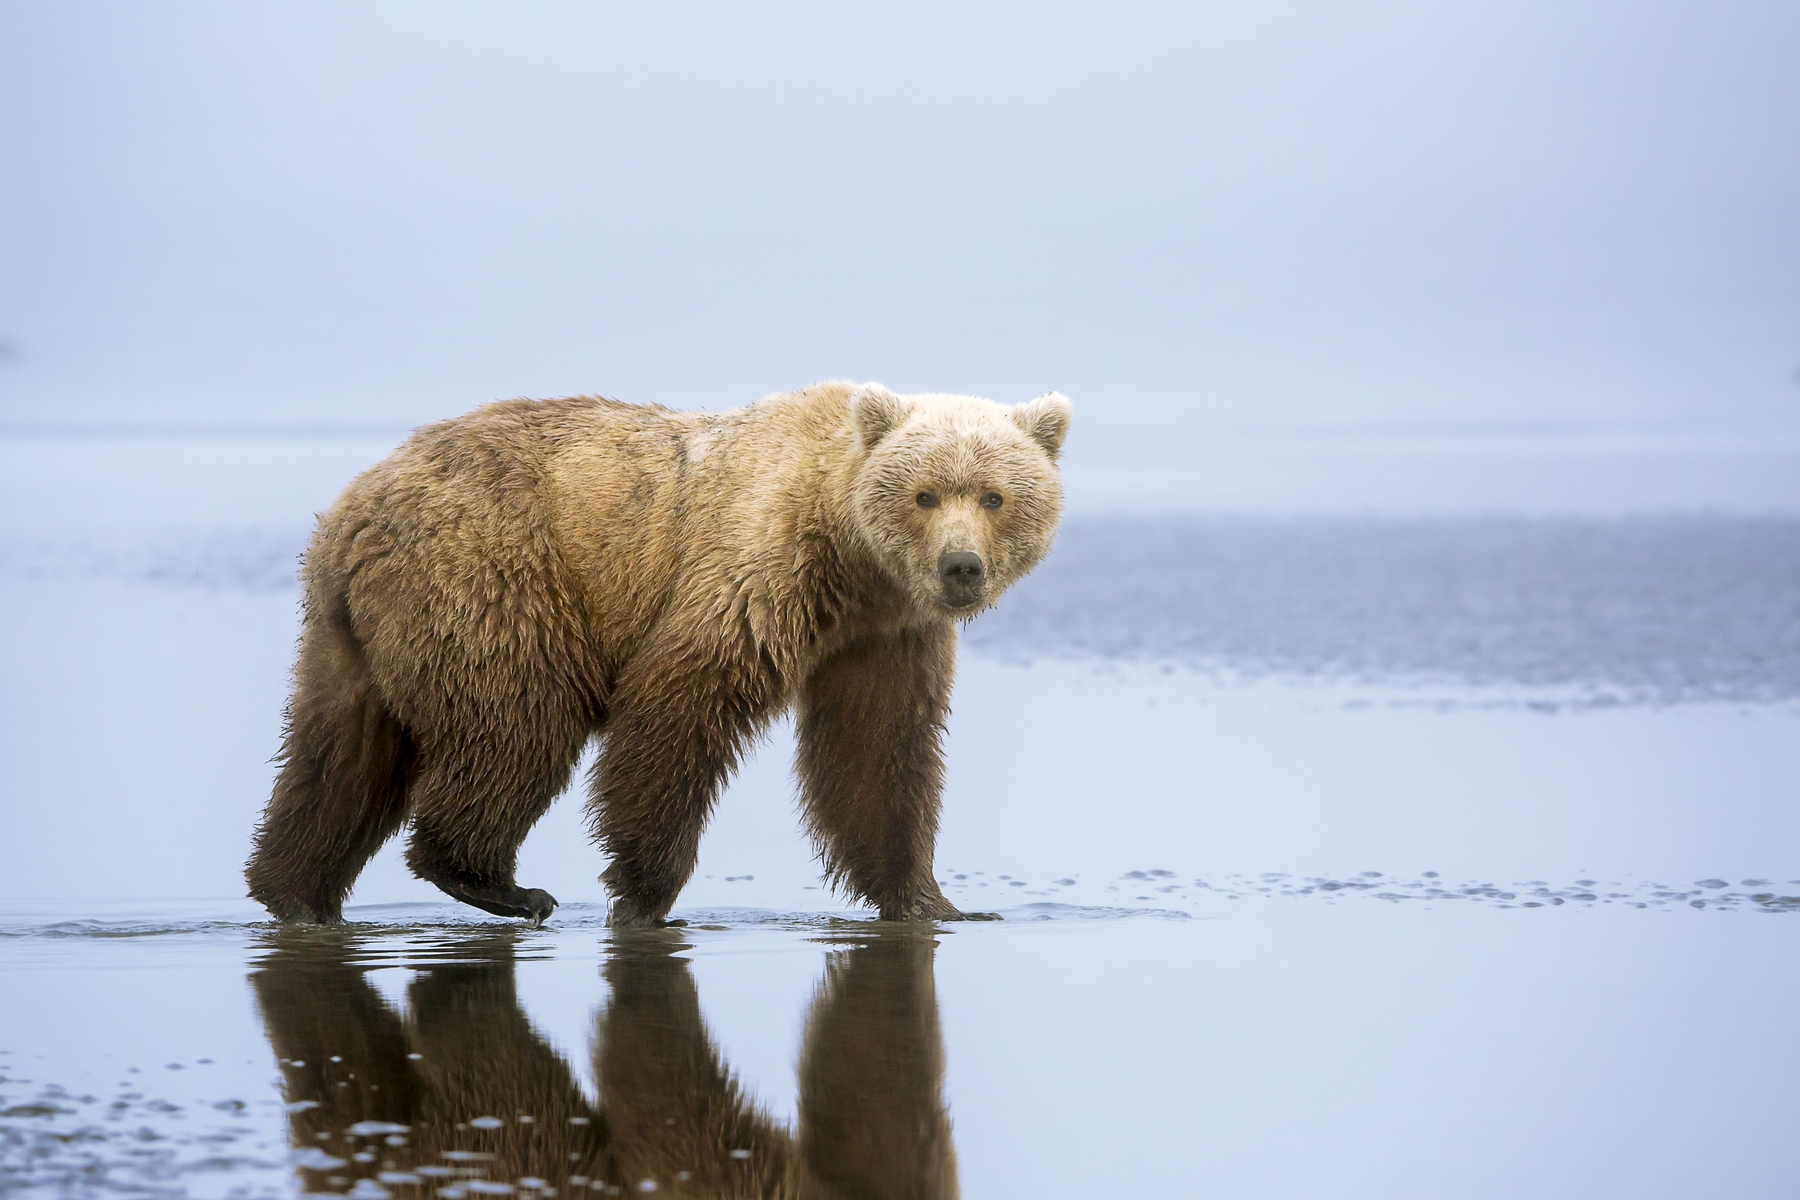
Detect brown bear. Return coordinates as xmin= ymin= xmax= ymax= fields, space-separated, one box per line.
xmin=245 ymin=380 xmax=1070 ymax=927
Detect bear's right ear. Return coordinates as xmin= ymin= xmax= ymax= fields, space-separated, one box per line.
xmin=850 ymin=383 xmax=910 ymax=450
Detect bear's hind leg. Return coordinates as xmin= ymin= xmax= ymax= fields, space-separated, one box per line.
xmin=404 ymin=731 xmax=585 ymax=925
xmin=246 ymin=606 xmax=415 ymax=924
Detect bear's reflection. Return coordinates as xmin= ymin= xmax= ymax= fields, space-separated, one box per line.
xmin=250 ymin=929 xmax=956 ymax=1198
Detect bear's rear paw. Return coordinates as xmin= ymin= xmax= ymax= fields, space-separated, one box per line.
xmin=429 ymin=878 xmax=558 ymax=925
xmin=252 ymin=895 xmax=344 ymax=925
xmin=939 ymin=909 xmax=1002 ymax=922
xmin=271 ymin=908 xmax=345 ymax=926
xmin=520 ymin=888 xmax=558 ymax=928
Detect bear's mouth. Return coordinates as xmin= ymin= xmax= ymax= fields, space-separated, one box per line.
xmin=937 ymin=583 xmax=985 ymax=611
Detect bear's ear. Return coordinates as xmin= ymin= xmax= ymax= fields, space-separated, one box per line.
xmin=850 ymin=383 xmax=911 ymax=450
xmin=1012 ymin=392 xmax=1072 ymax=461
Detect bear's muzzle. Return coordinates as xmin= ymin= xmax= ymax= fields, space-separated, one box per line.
xmin=937 ymin=550 xmax=986 ymax=609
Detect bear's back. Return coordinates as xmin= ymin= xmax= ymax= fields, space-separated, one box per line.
xmin=312 ymin=396 xmax=690 ymax=714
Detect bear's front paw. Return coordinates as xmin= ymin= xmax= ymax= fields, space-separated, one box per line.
xmin=939 ymin=909 xmax=1002 ymax=922
xmin=882 ymin=894 xmax=1004 ymax=922
xmin=605 ymin=896 xmax=679 ymax=929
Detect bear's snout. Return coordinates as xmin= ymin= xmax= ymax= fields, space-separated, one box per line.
xmin=937 ymin=550 xmax=986 ymax=608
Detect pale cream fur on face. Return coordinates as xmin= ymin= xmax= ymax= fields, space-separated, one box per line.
xmin=849 ymin=383 xmax=1071 ymax=614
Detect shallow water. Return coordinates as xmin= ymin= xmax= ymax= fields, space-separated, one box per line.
xmin=4 ymin=436 xmax=1799 ymax=1195
xmin=5 ymin=898 xmax=1799 ymax=1199
xmin=973 ymin=515 xmax=1800 ymax=704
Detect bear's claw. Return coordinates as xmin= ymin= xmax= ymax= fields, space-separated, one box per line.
xmin=879 ymin=894 xmax=1004 ymax=922
xmin=520 ymin=889 xmax=559 ymax=928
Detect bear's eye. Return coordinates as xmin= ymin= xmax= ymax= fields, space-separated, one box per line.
xmin=980 ymin=492 xmax=1004 ymax=509
xmin=915 ymin=492 xmax=939 ymax=509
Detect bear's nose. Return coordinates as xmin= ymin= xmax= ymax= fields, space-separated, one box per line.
xmin=937 ymin=550 xmax=985 ymax=606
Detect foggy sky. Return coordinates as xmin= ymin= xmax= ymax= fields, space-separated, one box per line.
xmin=2 ymin=1 xmax=1797 ymax=455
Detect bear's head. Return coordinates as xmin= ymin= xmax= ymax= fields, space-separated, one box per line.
xmin=848 ymin=382 xmax=1071 ymax=616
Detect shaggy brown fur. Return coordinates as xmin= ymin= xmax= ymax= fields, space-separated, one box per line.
xmin=245 ymin=381 xmax=1070 ymax=926
xmin=250 ymin=926 xmax=956 ymax=1196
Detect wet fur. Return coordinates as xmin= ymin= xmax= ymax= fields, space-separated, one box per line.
xmin=245 ymin=382 xmax=1068 ymax=926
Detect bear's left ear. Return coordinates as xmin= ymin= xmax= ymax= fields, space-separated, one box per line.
xmin=1012 ymin=392 xmax=1072 ymax=461
xmin=850 ymin=383 xmax=911 ymax=450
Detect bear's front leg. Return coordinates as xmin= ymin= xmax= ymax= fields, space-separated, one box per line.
xmin=589 ymin=642 xmax=767 ymax=928
xmin=796 ymin=624 xmax=999 ymax=922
